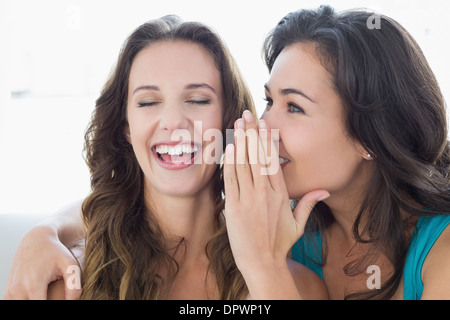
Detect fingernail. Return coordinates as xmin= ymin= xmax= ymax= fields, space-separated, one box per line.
xmin=236 ymin=118 xmax=245 ymax=130
xmin=243 ymin=110 xmax=254 ymax=123
xmin=258 ymin=119 xmax=267 ymax=129
xmin=318 ymin=193 xmax=331 ymax=202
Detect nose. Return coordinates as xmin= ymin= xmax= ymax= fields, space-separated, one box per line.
xmin=260 ymin=106 xmax=281 ymax=143
xmin=158 ymin=102 xmax=189 ymax=132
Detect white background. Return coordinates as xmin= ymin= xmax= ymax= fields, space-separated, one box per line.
xmin=0 ymin=0 xmax=449 ymax=215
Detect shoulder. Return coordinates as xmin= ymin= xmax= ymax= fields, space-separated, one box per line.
xmin=421 ymin=217 xmax=450 ymax=299
xmin=47 ymin=280 xmax=66 ymax=300
xmin=286 ymin=258 xmax=328 ymax=299
xmin=53 ymin=198 xmax=83 ymax=216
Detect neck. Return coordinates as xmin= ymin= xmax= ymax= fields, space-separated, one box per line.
xmin=323 ymin=161 xmax=375 ymax=244
xmin=325 ymin=194 xmax=361 ymax=245
xmin=144 ymin=183 xmax=218 ymax=264
xmin=324 ymin=180 xmax=417 ymax=248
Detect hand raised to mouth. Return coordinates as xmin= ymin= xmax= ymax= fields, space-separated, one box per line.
xmin=222 ymin=110 xmax=330 ymax=299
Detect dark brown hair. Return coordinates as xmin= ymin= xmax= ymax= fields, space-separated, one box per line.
xmin=263 ymin=5 xmax=450 ymax=299
xmin=81 ymin=15 xmax=255 ymax=299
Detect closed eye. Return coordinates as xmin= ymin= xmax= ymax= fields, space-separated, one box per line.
xmin=186 ymin=99 xmax=211 ymax=105
xmin=138 ymin=101 xmax=159 ymax=108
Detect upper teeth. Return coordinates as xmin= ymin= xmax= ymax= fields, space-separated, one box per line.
xmin=155 ymin=144 xmax=198 ymax=156
xmin=279 ymin=157 xmax=289 ymax=164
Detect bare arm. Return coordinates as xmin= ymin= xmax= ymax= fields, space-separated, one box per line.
xmin=4 ymin=199 xmax=85 ymax=300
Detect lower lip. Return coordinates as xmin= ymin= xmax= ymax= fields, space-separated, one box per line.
xmin=152 ymin=148 xmax=199 ymax=170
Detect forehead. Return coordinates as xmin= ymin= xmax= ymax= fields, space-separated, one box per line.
xmin=268 ymin=42 xmax=334 ymax=91
xmin=129 ymin=40 xmax=221 ymax=90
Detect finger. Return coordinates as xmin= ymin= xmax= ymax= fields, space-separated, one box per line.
xmin=61 ymin=244 xmax=84 ymax=300
xmin=234 ymin=118 xmax=253 ymax=192
xmin=3 ymin=278 xmax=24 ymax=299
xmin=223 ymin=143 xmax=240 ymax=203
xmin=4 ymin=280 xmax=46 ymax=300
xmin=5 ymin=266 xmax=50 ymax=300
xmin=242 ymin=110 xmax=270 ymax=188
xmin=27 ymin=284 xmax=49 ymax=300
xmin=258 ymin=120 xmax=286 ymax=192
xmin=65 ymin=285 xmax=81 ymax=300
xmin=292 ymin=190 xmax=330 ymax=234
xmin=63 ymin=264 xmax=82 ymax=300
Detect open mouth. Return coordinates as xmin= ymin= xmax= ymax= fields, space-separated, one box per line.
xmin=153 ymin=143 xmax=199 ymax=167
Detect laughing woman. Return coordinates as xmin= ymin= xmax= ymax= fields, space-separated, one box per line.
xmin=4 ymin=15 xmax=326 ymax=300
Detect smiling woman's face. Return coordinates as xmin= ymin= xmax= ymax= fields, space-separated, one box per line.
xmin=126 ymin=40 xmax=223 ymax=198
xmin=262 ymin=42 xmax=372 ymax=201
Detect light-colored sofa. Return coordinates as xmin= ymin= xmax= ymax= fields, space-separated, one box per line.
xmin=0 ymin=213 xmax=52 ymax=299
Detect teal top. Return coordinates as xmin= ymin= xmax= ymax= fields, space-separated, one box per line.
xmin=291 ymin=214 xmax=450 ymax=300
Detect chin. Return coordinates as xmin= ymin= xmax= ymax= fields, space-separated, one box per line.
xmin=158 ymin=184 xmax=201 ymax=197
xmin=286 ymin=185 xmax=313 ymax=201
xmin=145 ymin=165 xmax=217 ymax=198
xmin=157 ymin=177 xmax=214 ymax=197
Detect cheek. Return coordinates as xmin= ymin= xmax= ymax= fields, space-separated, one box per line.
xmin=196 ymin=107 xmax=223 ymax=139
xmin=284 ymin=128 xmax=362 ymax=195
xmin=126 ymin=116 xmax=157 ymax=166
xmin=127 ymin=106 xmax=157 ymax=140
xmin=128 ymin=120 xmax=151 ymax=147
xmin=199 ymin=116 xmax=224 ymax=164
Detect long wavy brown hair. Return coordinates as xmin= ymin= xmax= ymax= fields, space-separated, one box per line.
xmin=264 ymin=5 xmax=450 ymax=299
xmin=80 ymin=15 xmax=255 ymax=299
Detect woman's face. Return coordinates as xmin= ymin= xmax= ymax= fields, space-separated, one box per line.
xmin=262 ymin=43 xmax=372 ymax=200
xmin=126 ymin=40 xmax=223 ymax=198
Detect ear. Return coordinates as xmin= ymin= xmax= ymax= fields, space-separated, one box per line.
xmin=355 ymin=142 xmax=374 ymax=161
xmin=124 ymin=123 xmax=132 ymax=144
xmin=363 ymin=152 xmax=373 ymax=160
xmin=360 ymin=146 xmax=374 ymax=160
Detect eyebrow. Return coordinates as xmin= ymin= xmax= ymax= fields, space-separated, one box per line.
xmin=132 ymin=83 xmax=216 ymax=96
xmin=264 ymin=83 xmax=316 ymax=103
xmin=185 ymin=83 xmax=216 ymax=93
xmin=133 ymin=85 xmax=159 ymax=95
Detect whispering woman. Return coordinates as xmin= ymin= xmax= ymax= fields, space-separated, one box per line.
xmin=225 ymin=6 xmax=450 ymax=299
